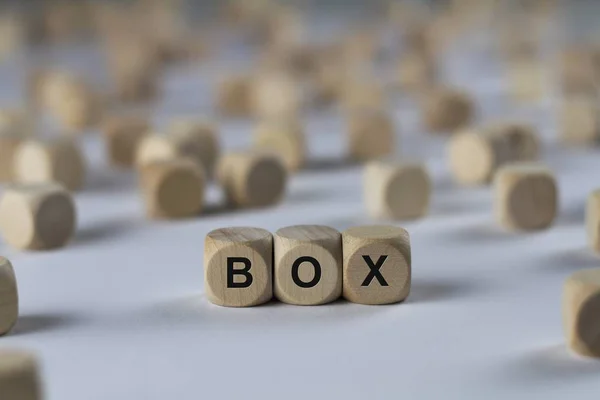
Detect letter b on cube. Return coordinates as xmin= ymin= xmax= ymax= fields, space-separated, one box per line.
xmin=204 ymin=227 xmax=273 ymax=307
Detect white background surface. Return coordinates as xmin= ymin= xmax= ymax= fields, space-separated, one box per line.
xmin=2 ymin=6 xmax=600 ymax=399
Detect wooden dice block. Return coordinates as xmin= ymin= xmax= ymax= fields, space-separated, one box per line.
xmin=0 ymin=182 xmax=76 ymax=250
xmin=217 ymin=150 xmax=287 ymax=208
xmin=0 ymin=350 xmax=42 ymax=400
xmin=13 ymin=138 xmax=86 ymax=191
xmin=586 ymin=190 xmax=600 ymax=252
xmin=494 ymin=163 xmax=557 ymax=231
xmin=205 ymin=227 xmax=273 ymax=307
xmin=507 ymin=59 xmax=547 ymax=102
xmin=342 ymin=225 xmax=411 ymax=305
xmin=139 ymin=159 xmax=205 ymax=219
xmin=560 ymin=97 xmax=599 ymax=145
xmin=341 ymin=80 xmax=385 ymax=112
xmin=448 ymin=123 xmax=539 ymax=186
xmin=347 ymin=109 xmax=396 ymax=162
xmin=217 ymin=75 xmax=253 ymax=117
xmin=251 ymin=72 xmax=301 ymax=120
xmin=563 ymin=269 xmax=600 ymax=358
xmin=253 ymin=118 xmax=306 ymax=172
xmin=364 ymin=161 xmax=431 ymax=220
xmin=274 ymin=225 xmax=342 ymax=305
xmin=397 ymin=52 xmax=436 ymax=93
xmin=0 ymin=257 xmax=18 ymax=335
xmin=169 ymin=119 xmax=220 ymax=177
xmin=423 ymin=87 xmax=474 ymax=133
xmin=103 ymin=115 xmax=150 ymax=168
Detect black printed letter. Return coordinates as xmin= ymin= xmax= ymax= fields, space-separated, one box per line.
xmin=227 ymin=257 xmax=253 ymax=288
xmin=291 ymin=256 xmax=322 ymax=288
xmin=361 ymin=255 xmax=389 ymax=286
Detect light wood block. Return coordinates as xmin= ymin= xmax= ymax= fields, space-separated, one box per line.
xmin=397 ymin=52 xmax=436 ymax=93
xmin=364 ymin=161 xmax=431 ymax=220
xmin=204 ymin=227 xmax=273 ymax=307
xmin=494 ymin=162 xmax=557 ymax=231
xmin=169 ymin=119 xmax=220 ymax=177
xmin=139 ymin=158 xmax=205 ymax=219
xmin=103 ymin=115 xmax=150 ymax=168
xmin=0 ymin=182 xmax=76 ymax=250
xmin=137 ymin=121 xmax=220 ymax=177
xmin=217 ymin=150 xmax=287 ymax=208
xmin=560 ymin=97 xmax=599 ymax=146
xmin=342 ymin=225 xmax=411 ymax=305
xmin=274 ymin=225 xmax=342 ymax=305
xmin=507 ymin=59 xmax=547 ymax=102
xmin=347 ymin=109 xmax=396 ymax=162
xmin=251 ymin=72 xmax=301 ymax=120
xmin=560 ymin=49 xmax=598 ymax=96
xmin=0 ymin=349 xmax=41 ymax=400
xmin=0 ymin=257 xmax=18 ymax=335
xmin=341 ymin=80 xmax=385 ymax=112
xmin=13 ymin=138 xmax=86 ymax=191
xmin=448 ymin=123 xmax=539 ymax=186
xmin=423 ymin=87 xmax=474 ymax=133
xmin=563 ymin=268 xmax=600 ymax=358
xmin=217 ymin=75 xmax=253 ymax=117
xmin=586 ymin=190 xmax=600 ymax=252
xmin=253 ymin=118 xmax=306 ymax=172
xmin=0 ymin=131 xmax=23 ymax=182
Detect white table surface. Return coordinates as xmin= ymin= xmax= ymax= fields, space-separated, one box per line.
xmin=2 ymin=10 xmax=600 ymax=399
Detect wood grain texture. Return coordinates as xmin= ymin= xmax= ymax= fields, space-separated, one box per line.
xmin=274 ymin=225 xmax=342 ymax=305
xmin=216 ymin=75 xmax=253 ymax=117
xmin=586 ymin=189 xmax=600 ymax=252
xmin=13 ymin=137 xmax=86 ymax=191
xmin=0 ymin=349 xmax=42 ymax=400
xmin=0 ymin=182 xmax=76 ymax=250
xmin=342 ymin=225 xmax=411 ymax=305
xmin=364 ymin=161 xmax=431 ymax=220
xmin=103 ymin=115 xmax=150 ymax=168
xmin=563 ymin=268 xmax=600 ymax=358
xmin=494 ymin=162 xmax=557 ymax=231
xmin=560 ymin=97 xmax=599 ymax=145
xmin=253 ymin=118 xmax=306 ymax=172
xmin=139 ymin=158 xmax=205 ymax=219
xmin=217 ymin=150 xmax=287 ymax=208
xmin=0 ymin=257 xmax=18 ymax=335
xmin=448 ymin=123 xmax=539 ymax=186
xmin=422 ymin=87 xmax=474 ymax=133
xmin=205 ymin=227 xmax=273 ymax=307
xmin=347 ymin=108 xmax=396 ymax=162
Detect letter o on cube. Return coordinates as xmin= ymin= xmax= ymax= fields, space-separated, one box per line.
xmin=204 ymin=227 xmax=273 ymax=307
xmin=343 ymin=225 xmax=411 ymax=305
xmin=274 ymin=225 xmax=342 ymax=305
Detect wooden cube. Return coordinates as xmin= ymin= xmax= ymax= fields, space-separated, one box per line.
xmin=448 ymin=123 xmax=539 ymax=185
xmin=563 ymin=268 xmax=600 ymax=358
xmin=216 ymin=75 xmax=253 ymax=117
xmin=0 ymin=182 xmax=76 ymax=250
xmin=13 ymin=137 xmax=86 ymax=191
xmin=139 ymin=159 xmax=205 ymax=219
xmin=217 ymin=150 xmax=287 ymax=208
xmin=587 ymin=190 xmax=600 ymax=252
xmin=560 ymin=97 xmax=600 ymax=146
xmin=0 ymin=257 xmax=18 ymax=335
xmin=274 ymin=225 xmax=342 ymax=305
xmin=342 ymin=225 xmax=411 ymax=305
xmin=423 ymin=87 xmax=474 ymax=133
xmin=347 ymin=108 xmax=396 ymax=162
xmin=251 ymin=72 xmax=302 ymax=120
xmin=204 ymin=227 xmax=273 ymax=307
xmin=494 ymin=163 xmax=557 ymax=231
xmin=169 ymin=119 xmax=220 ymax=177
xmin=253 ymin=118 xmax=306 ymax=172
xmin=364 ymin=161 xmax=431 ymax=220
xmin=137 ymin=120 xmax=219 ymax=177
xmin=103 ymin=115 xmax=150 ymax=168
xmin=0 ymin=349 xmax=42 ymax=400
